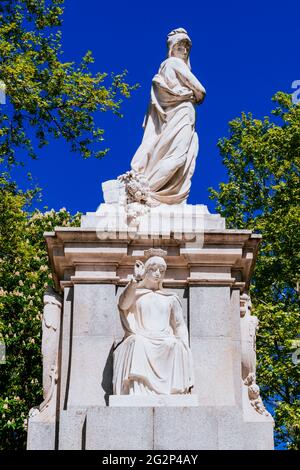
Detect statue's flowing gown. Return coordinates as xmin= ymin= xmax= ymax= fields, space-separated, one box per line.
xmin=131 ymin=56 xmax=206 ymax=205
xmin=113 ymin=289 xmax=194 ymax=395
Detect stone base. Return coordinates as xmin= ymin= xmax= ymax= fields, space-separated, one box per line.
xmin=82 ymin=204 xmax=225 ymax=234
xmin=59 ymin=409 xmax=87 ymax=450
xmin=109 ymin=394 xmax=199 ymax=407
xmin=80 ymin=180 xmax=225 ymax=236
xmin=27 ymin=416 xmax=56 ymax=450
xmin=55 ymin=405 xmax=274 ymax=450
xmin=32 ymin=188 xmax=272 ymax=451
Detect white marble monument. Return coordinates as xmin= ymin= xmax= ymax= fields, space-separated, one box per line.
xmin=27 ymin=28 xmax=274 ymax=450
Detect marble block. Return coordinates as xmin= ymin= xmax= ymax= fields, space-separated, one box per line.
xmin=109 ymin=394 xmax=199 ymax=407
xmin=153 ymin=406 xmax=218 ymax=450
xmin=102 ymin=179 xmax=126 ymax=204
xmin=242 ymin=421 xmax=274 ymax=450
xmin=59 ymin=409 xmax=86 ymax=450
xmin=85 ymin=407 xmax=153 ymax=450
xmin=26 ymin=418 xmax=56 ymax=450
xmin=190 ymin=337 xmax=237 ymax=406
xmin=81 ymin=201 xmax=226 ymax=236
xmin=66 ymin=335 xmax=114 ymax=407
xmin=27 ymin=404 xmax=274 ymax=450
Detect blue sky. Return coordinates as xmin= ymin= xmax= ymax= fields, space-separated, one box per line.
xmin=13 ymin=0 xmax=300 ymax=215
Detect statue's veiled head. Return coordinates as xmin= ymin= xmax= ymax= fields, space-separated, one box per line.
xmin=167 ymin=28 xmax=192 ymax=66
xmin=136 ymin=249 xmax=167 ymax=290
xmin=144 ymin=256 xmax=167 ymax=285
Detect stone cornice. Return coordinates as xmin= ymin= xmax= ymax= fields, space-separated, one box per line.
xmin=45 ymin=228 xmax=261 ymax=292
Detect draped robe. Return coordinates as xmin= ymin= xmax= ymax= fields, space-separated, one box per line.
xmin=113 ymin=289 xmax=194 ymax=395
xmin=130 ymin=56 xmax=206 ymax=205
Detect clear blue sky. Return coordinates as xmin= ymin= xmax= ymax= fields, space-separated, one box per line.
xmin=14 ymin=0 xmax=300 ymax=215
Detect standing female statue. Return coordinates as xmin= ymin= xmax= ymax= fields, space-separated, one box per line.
xmin=125 ymin=28 xmax=206 ymax=207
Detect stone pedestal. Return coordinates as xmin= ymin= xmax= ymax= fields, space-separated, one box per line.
xmin=27 ymin=202 xmax=274 ymax=450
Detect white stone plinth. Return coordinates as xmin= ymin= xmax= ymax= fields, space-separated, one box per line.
xmin=81 ymin=202 xmax=226 ymax=236
xmin=109 ymin=394 xmax=199 ymax=407
xmin=86 ymin=407 xmax=153 ymax=450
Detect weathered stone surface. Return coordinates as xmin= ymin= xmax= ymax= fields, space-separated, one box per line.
xmin=85 ymin=407 xmax=153 ymax=450
xmin=154 ymin=407 xmax=218 ymax=450
xmin=229 ymin=290 xmax=243 ymax=406
xmin=59 ymin=409 xmax=86 ymax=450
xmin=59 ymin=286 xmax=73 ymax=410
xmin=67 ymin=336 xmax=114 ymax=407
xmin=190 ymin=337 xmax=237 ymax=406
xmin=231 ymin=339 xmax=243 ymax=407
xmin=82 ymin=204 xmax=226 ymax=234
xmin=109 ymin=394 xmax=198 ymax=407
xmin=73 ymin=284 xmax=118 ymax=337
xmin=230 ymin=289 xmax=242 ymax=340
xmin=217 ymin=406 xmax=244 ymax=450
xmin=189 ymin=286 xmax=232 ymax=338
xmin=61 ymin=405 xmax=274 ymax=450
xmin=242 ymin=421 xmax=274 ymax=450
xmin=27 ymin=418 xmax=56 ymax=450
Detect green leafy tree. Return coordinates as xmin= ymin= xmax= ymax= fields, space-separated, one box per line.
xmin=4 ymin=0 xmax=298 ymax=452
xmin=0 ymin=0 xmax=138 ymax=450
xmin=0 ymin=176 xmax=81 ymax=449
xmin=0 ymin=0 xmax=136 ymax=166
xmin=210 ymin=92 xmax=300 ymax=449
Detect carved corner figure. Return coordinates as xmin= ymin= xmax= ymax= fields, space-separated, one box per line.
xmin=240 ymin=293 xmax=270 ymax=418
xmin=29 ymin=287 xmax=62 ymax=419
xmin=113 ymin=249 xmax=194 ymax=395
xmin=118 ymin=28 xmax=206 ymax=224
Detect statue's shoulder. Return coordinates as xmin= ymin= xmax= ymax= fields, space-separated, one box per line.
xmin=168 ymin=292 xmax=183 ymax=307
xmin=167 ymin=56 xmax=181 ymax=63
xmin=159 ymin=56 xmax=182 ymax=72
xmin=165 ymin=56 xmax=186 ymax=68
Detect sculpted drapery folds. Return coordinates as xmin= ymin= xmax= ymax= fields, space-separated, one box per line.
xmin=128 ymin=28 xmax=206 ymax=207
xmin=29 ymin=288 xmax=62 ymax=418
xmin=240 ymin=294 xmax=270 ymax=417
xmin=113 ymin=249 xmax=194 ymax=396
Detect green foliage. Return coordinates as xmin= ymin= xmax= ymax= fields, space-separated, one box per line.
xmin=210 ymin=92 xmax=300 ymax=449
xmin=0 ymin=176 xmax=81 ymax=449
xmin=0 ymin=0 xmax=138 ymax=449
xmin=0 ymin=0 xmax=137 ymax=166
